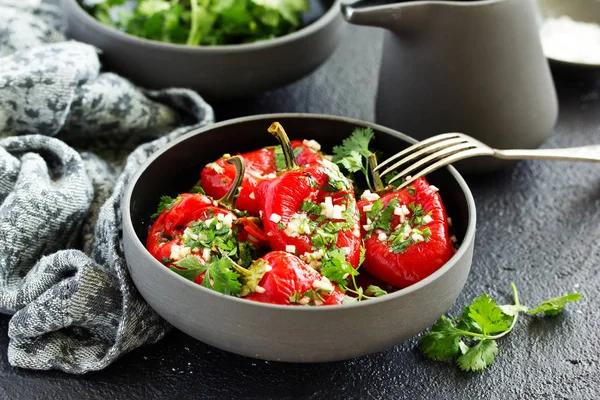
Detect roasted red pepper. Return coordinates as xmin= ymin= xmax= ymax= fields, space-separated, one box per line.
xmin=200 ymin=140 xmax=323 ymax=215
xmin=244 ymin=251 xmax=346 ymax=305
xmin=146 ymin=157 xmax=268 ymax=275
xmin=255 ymin=123 xmax=362 ymax=267
xmin=356 ymin=176 xmax=455 ymax=288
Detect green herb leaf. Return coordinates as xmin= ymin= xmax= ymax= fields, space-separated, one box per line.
xmin=171 ymin=256 xmax=207 ymax=281
xmin=332 ymin=127 xmax=376 ymax=191
xmin=320 ymin=249 xmax=358 ymax=287
xmin=203 ymin=257 xmax=242 ymax=296
xmin=526 ymin=293 xmax=582 ymax=316
xmin=365 ymin=285 xmax=387 ymax=297
xmin=467 ymin=294 xmax=511 ymax=336
xmin=456 ymin=340 xmax=498 ymax=372
xmin=191 ymin=185 xmax=205 ymax=194
xmin=338 ymin=151 xmax=363 ymax=174
xmin=332 ymin=127 xmax=375 ymax=161
xmin=418 ymin=283 xmax=582 ymax=372
xmin=152 ymin=195 xmax=179 ymax=218
xmin=371 ymin=198 xmax=400 ymax=232
xmin=419 ymin=316 xmax=462 ymax=361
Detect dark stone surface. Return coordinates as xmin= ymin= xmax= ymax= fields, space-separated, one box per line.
xmin=1 ymin=23 xmax=600 ymax=400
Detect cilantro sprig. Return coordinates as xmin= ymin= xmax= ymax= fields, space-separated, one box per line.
xmin=420 ymin=283 xmax=582 ymax=372
xmin=319 ymin=247 xmax=388 ymax=302
xmin=332 ymin=127 xmax=376 ymax=191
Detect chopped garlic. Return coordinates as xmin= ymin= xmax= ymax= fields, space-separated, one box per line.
xmin=170 ymin=244 xmax=191 ymax=261
xmin=312 ymin=276 xmax=335 ymax=293
xmin=303 ymin=139 xmax=321 ymax=151
xmin=450 ymin=235 xmax=457 ymax=243
xmin=249 ymin=192 xmax=256 ymax=199
xmin=361 ymin=190 xmax=380 ymax=201
xmin=202 ymin=248 xmax=211 ymax=262
xmin=362 ymin=204 xmax=373 ymax=212
xmin=423 ymin=215 xmax=434 ymax=224
xmin=255 ymin=285 xmax=266 ymax=294
xmin=332 ymin=205 xmax=343 ymax=219
xmin=341 ymin=247 xmax=351 ymax=255
xmin=447 ymin=217 xmax=452 ymax=226
xmin=269 ymin=213 xmax=282 ymax=223
xmin=378 ymin=232 xmax=388 ymax=242
xmin=411 ymin=232 xmax=425 ymax=242
xmin=285 ymin=245 xmax=296 ymax=253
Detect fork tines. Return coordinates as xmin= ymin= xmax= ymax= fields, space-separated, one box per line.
xmin=374 ymin=133 xmax=490 ymax=189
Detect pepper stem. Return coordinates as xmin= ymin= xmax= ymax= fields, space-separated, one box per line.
xmin=268 ymin=122 xmax=299 ymax=171
xmin=221 ymin=252 xmax=270 ymax=297
xmin=218 ymin=156 xmax=245 ymax=210
xmin=368 ymin=154 xmax=386 ymax=192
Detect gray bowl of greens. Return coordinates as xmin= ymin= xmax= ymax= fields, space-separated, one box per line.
xmin=62 ymin=0 xmax=344 ymax=99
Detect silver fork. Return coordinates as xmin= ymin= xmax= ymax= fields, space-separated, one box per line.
xmin=375 ymin=133 xmax=600 ymax=189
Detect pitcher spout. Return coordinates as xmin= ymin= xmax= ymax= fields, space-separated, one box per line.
xmin=341 ymin=0 xmax=410 ymax=28
xmin=341 ymin=0 xmax=478 ymax=31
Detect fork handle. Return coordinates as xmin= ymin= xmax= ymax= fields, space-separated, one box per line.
xmin=494 ymin=145 xmax=600 ymax=162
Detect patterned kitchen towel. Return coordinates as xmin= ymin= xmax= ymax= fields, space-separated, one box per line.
xmin=0 ymin=0 xmax=214 ymax=373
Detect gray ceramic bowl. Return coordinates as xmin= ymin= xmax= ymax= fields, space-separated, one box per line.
xmin=122 ymin=114 xmax=477 ymax=362
xmin=536 ymin=0 xmax=600 ymax=69
xmin=61 ymin=0 xmax=344 ymax=99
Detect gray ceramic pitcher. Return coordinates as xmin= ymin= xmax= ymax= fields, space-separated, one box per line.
xmin=341 ymin=0 xmax=559 ymax=172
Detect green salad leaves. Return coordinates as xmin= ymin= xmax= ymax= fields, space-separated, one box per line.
xmin=420 ymin=283 xmax=582 ymax=372
xmin=82 ymin=0 xmax=309 ymax=46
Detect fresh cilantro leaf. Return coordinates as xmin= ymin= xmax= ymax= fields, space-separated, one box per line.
xmin=371 ymin=198 xmax=400 ymax=232
xmin=526 ymin=293 xmax=582 ymax=316
xmin=498 ymin=304 xmax=529 ymax=316
xmin=171 ymin=256 xmax=207 ymax=281
xmin=152 ymin=195 xmax=179 ymax=218
xmin=419 ymin=316 xmax=462 ymax=361
xmin=358 ymin=246 xmax=366 ymax=267
xmin=467 ymin=294 xmax=512 ymax=335
xmin=365 ymin=285 xmax=387 ymax=297
xmin=203 ymin=257 xmax=242 ymax=296
xmin=191 ymin=185 xmax=205 ymax=194
xmin=332 ymin=127 xmax=376 ymax=191
xmin=456 ymin=340 xmax=498 ymax=372
xmin=366 ymin=199 xmax=384 ymax=222
xmin=321 ymin=249 xmax=357 ymax=287
xmin=383 ymin=171 xmax=403 ymax=188
xmin=419 ymin=283 xmax=582 ymax=372
xmin=338 ymin=151 xmax=363 ymax=174
xmin=332 ymin=127 xmax=375 ymax=161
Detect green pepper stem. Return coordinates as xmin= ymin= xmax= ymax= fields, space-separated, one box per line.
xmin=218 ymin=156 xmax=245 ymax=210
xmin=268 ymin=122 xmax=299 ymax=171
xmin=368 ymin=154 xmax=385 ymax=192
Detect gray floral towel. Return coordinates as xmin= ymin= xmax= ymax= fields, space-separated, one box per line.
xmin=0 ymin=0 xmax=214 ymax=373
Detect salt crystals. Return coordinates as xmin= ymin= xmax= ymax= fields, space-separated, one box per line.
xmin=540 ymin=16 xmax=600 ymax=64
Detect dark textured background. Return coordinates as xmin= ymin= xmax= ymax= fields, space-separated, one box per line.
xmin=1 ymin=23 xmax=600 ymax=400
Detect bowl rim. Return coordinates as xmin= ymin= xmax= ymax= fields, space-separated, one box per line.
xmin=122 ymin=113 xmax=477 ymax=312
xmin=65 ymin=0 xmax=342 ymax=53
